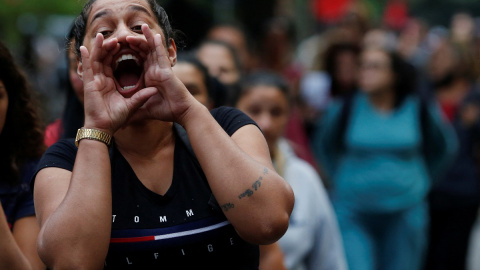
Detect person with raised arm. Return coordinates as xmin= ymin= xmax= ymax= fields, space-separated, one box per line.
xmin=32 ymin=0 xmax=294 ymax=269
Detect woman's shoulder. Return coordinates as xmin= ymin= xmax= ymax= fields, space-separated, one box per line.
xmin=46 ymin=138 xmax=77 ymax=155
xmin=210 ymin=106 xmax=248 ymax=121
xmin=210 ymin=106 xmax=258 ymax=136
xmin=37 ymin=138 xmax=77 ymax=171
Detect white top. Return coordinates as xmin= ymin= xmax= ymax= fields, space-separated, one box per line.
xmin=277 ymin=138 xmax=348 ymax=270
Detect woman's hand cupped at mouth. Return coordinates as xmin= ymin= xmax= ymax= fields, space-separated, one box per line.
xmin=79 ymin=32 xmax=158 ymax=135
xmin=125 ymin=24 xmax=200 ymax=125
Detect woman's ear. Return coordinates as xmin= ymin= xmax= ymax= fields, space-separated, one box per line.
xmin=77 ymin=58 xmax=84 ymax=81
xmin=168 ymin=39 xmax=177 ymax=67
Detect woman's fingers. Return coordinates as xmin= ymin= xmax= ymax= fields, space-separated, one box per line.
xmin=126 ymin=36 xmax=149 ymax=54
xmin=89 ymin=34 xmax=119 ymax=75
xmin=88 ymin=33 xmax=105 ymax=72
xmin=102 ymin=40 xmax=120 ymax=77
xmin=142 ymin=24 xmax=170 ymax=68
xmin=79 ymin=45 xmax=91 ymax=76
xmin=126 ymin=87 xmax=158 ymax=113
xmin=142 ymin=24 xmax=155 ymax=51
xmin=153 ymin=33 xmax=166 ymax=64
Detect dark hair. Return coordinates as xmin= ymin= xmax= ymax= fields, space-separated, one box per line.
xmin=323 ymin=42 xmax=360 ymax=97
xmin=361 ymin=48 xmax=418 ymax=108
xmin=0 ymin=41 xmax=45 ymax=185
xmin=73 ymin=0 xmax=180 ymax=56
xmin=388 ymin=50 xmax=418 ymax=107
xmin=62 ymin=23 xmax=85 ymax=139
xmin=234 ymin=71 xmax=291 ymax=106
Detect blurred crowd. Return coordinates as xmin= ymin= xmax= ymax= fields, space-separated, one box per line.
xmin=3 ymin=0 xmax=480 ymax=269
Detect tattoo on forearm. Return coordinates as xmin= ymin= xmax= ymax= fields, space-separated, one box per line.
xmin=238 ymin=188 xmax=254 ymax=199
xmin=252 ymin=178 xmax=261 ymax=191
xmin=238 ymin=167 xmax=269 ymax=199
xmin=222 ymin=168 xmax=270 ymax=212
xmin=221 ymin=202 xmax=235 ymax=211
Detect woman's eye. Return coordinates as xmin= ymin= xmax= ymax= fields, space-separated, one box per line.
xmin=132 ymin=25 xmax=143 ymax=33
xmin=99 ymin=30 xmax=112 ymax=37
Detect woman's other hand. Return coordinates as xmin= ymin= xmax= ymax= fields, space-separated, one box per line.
xmin=127 ymin=24 xmax=199 ymax=124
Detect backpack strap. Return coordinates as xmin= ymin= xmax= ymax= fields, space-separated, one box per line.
xmin=336 ymin=94 xmax=354 ymax=152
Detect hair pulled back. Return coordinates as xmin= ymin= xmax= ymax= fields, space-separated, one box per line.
xmin=72 ymin=0 xmax=179 ymax=56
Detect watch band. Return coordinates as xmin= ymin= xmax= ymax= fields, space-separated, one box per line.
xmin=75 ymin=128 xmax=112 ymax=147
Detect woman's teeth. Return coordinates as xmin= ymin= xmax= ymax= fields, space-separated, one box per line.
xmin=122 ymin=85 xmax=136 ymax=91
xmin=115 ymin=54 xmax=139 ymax=69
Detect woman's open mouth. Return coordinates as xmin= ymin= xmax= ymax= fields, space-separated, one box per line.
xmin=113 ymin=53 xmax=144 ymax=97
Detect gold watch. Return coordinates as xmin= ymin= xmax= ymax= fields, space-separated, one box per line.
xmin=75 ymin=128 xmax=112 ymax=147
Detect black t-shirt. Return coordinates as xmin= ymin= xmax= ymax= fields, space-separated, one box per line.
xmin=1 ymin=161 xmax=37 ymax=230
xmin=34 ymin=107 xmax=260 ymax=269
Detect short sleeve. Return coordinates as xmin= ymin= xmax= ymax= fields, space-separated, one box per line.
xmin=31 ymin=138 xmax=78 ymax=190
xmin=14 ymin=162 xmax=37 ymax=220
xmin=0 ymin=160 xmax=38 ymax=227
xmin=210 ymin=106 xmax=259 ymax=136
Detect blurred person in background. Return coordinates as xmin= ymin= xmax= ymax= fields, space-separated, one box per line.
xmin=396 ymin=18 xmax=431 ymax=69
xmin=321 ymin=43 xmax=361 ymax=100
xmin=300 ymin=42 xmax=361 ymax=117
xmin=44 ymin=23 xmax=85 ymax=147
xmin=295 ymin=8 xmax=369 ymax=73
xmin=196 ymin=39 xmax=242 ymax=106
xmin=300 ymin=41 xmax=361 ymax=185
xmin=257 ymin=16 xmax=302 ymax=91
xmin=256 ymin=16 xmax=318 ymax=170
xmin=450 ymin=13 xmax=476 ymax=45
xmin=312 ymin=46 xmax=457 ymax=270
xmin=172 ymin=53 xmax=215 ymax=109
xmin=0 ymin=40 xmax=45 ymax=270
xmin=299 ymin=42 xmax=361 ymax=174
xmin=362 ymin=28 xmax=398 ymax=52
xmin=207 ymin=23 xmax=255 ymax=72
xmin=236 ymin=71 xmax=347 ymax=270
xmin=449 ymin=12 xmax=480 ymax=85
xmin=425 ymin=38 xmax=480 ymax=270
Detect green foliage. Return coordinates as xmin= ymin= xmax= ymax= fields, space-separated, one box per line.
xmin=0 ymin=0 xmax=84 ymax=16
xmin=0 ymin=0 xmax=84 ymax=46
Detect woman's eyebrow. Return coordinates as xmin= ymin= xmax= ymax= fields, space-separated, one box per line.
xmin=90 ymin=6 xmax=152 ymax=25
xmin=91 ymin=10 xmax=111 ymax=24
xmin=129 ymin=5 xmax=153 ymax=17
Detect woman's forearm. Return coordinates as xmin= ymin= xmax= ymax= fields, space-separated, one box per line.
xmin=36 ymin=140 xmax=112 ymax=269
xmin=180 ymin=104 xmax=294 ymax=245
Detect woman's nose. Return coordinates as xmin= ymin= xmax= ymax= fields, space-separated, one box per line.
xmin=114 ymin=24 xmax=132 ymax=43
